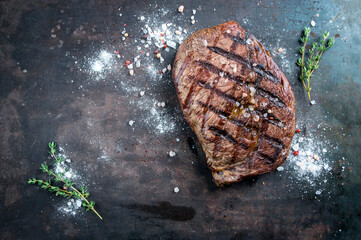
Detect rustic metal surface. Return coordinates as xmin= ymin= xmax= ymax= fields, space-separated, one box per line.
xmin=0 ymin=0 xmax=360 ymax=239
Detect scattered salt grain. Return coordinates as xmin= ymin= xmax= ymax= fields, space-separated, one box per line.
xmin=311 ymin=20 xmax=316 ymax=27
xmin=315 ymin=190 xmax=321 ymax=195
xmin=166 ymin=40 xmax=176 ymax=49
xmin=278 ymin=47 xmax=283 ymax=52
xmin=129 ymin=69 xmax=134 ymax=76
xmin=140 ymin=91 xmax=145 ymax=96
xmin=191 ymin=20 xmax=195 ymax=25
xmin=178 ymin=5 xmax=184 ymax=13
xmin=277 ymin=166 xmax=284 ymax=171
xmin=249 ymin=87 xmax=256 ymax=96
xmin=192 ymin=9 xmax=196 ymax=14
xmin=174 ymin=187 xmax=180 ymax=193
xmin=169 ymin=151 xmax=176 ymax=157
xmin=313 ymin=155 xmax=319 ymax=161
xmin=167 ymin=64 xmax=172 ymax=71
xmin=129 ymin=120 xmax=134 ymax=126
xmin=310 ymin=100 xmax=316 ymax=105
xmin=175 ymin=30 xmax=182 ymax=35
xmin=23 ymin=69 xmax=27 ymax=73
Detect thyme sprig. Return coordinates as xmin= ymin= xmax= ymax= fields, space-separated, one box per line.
xmin=297 ymin=27 xmax=335 ymax=101
xmin=28 ymin=142 xmax=102 ymax=219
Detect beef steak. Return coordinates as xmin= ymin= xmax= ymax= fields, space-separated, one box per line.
xmin=172 ymin=21 xmax=296 ymax=186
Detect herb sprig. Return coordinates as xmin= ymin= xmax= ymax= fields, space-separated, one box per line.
xmin=28 ymin=142 xmax=102 ymax=219
xmin=297 ymin=27 xmax=335 ymax=101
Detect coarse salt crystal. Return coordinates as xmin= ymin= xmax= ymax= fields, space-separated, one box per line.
xmin=250 ymin=87 xmax=256 ymax=96
xmin=191 ymin=16 xmax=195 ymax=20
xmin=315 ymin=190 xmax=321 ymax=195
xmin=129 ymin=120 xmax=134 ymax=126
xmin=129 ymin=70 xmax=134 ymax=76
xmin=175 ymin=30 xmax=182 ymax=35
xmin=167 ymin=64 xmax=172 ymax=71
xmin=140 ymin=91 xmax=145 ymax=96
xmin=311 ymin=20 xmax=316 ymax=27
xmin=191 ymin=20 xmax=195 ymax=25
xmin=192 ymin=9 xmax=196 ymax=14
xmin=174 ymin=187 xmax=180 ymax=193
xmin=243 ymin=112 xmax=250 ymax=118
xmin=278 ymin=47 xmax=283 ymax=52
xmin=277 ymin=166 xmax=284 ymax=171
xmin=178 ymin=5 xmax=184 ymax=13
xmin=313 ymin=155 xmax=319 ymax=160
xmin=235 ymin=102 xmax=240 ymax=107
xmin=166 ymin=40 xmax=176 ymax=49
xmin=169 ymin=151 xmax=176 ymax=157
xmin=311 ymin=100 xmax=316 ymax=105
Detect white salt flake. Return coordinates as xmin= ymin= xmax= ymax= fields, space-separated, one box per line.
xmin=129 ymin=120 xmax=134 ymax=126
xmin=169 ymin=151 xmax=176 ymax=157
xmin=178 ymin=5 xmax=184 ymax=13
xmin=140 ymin=91 xmax=145 ymax=96
xmin=277 ymin=166 xmax=284 ymax=171
xmin=166 ymin=40 xmax=177 ymax=49
xmin=174 ymin=187 xmax=180 ymax=193
xmin=315 ymin=190 xmax=321 ymax=195
xmin=311 ymin=20 xmax=316 ymax=27
xmin=192 ymin=9 xmax=196 ymax=14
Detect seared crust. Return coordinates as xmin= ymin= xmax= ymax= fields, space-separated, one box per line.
xmin=173 ymin=21 xmax=296 ymax=186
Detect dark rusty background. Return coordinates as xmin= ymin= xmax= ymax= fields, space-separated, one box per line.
xmin=1 ymin=0 xmax=360 ymax=239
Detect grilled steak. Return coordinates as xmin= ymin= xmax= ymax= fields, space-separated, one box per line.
xmin=172 ymin=21 xmax=296 ymax=186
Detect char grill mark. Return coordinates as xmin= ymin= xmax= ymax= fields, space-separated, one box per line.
xmin=197 ymin=101 xmax=257 ymax=132
xmin=208 ymin=126 xmax=248 ymax=150
xmin=194 ymin=78 xmax=286 ymax=128
xmin=262 ymin=134 xmax=285 ymax=149
xmin=174 ymin=56 xmax=191 ymax=85
xmin=197 ymin=80 xmax=238 ymax=104
xmin=207 ymin=46 xmax=280 ymax=84
xmin=197 ymin=60 xmax=287 ymax=108
xmin=225 ymin=33 xmax=247 ymax=45
xmin=257 ymin=152 xmax=277 ymax=164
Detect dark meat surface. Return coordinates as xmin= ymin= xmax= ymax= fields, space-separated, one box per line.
xmin=172 ymin=21 xmax=296 ymax=186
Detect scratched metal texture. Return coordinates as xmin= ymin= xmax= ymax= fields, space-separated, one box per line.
xmin=0 ymin=0 xmax=360 ymax=239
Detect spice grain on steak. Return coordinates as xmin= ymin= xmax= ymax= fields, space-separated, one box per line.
xmin=172 ymin=21 xmax=296 ymax=186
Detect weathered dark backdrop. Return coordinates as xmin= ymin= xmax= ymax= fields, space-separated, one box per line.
xmin=1 ymin=0 xmax=360 ymax=239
